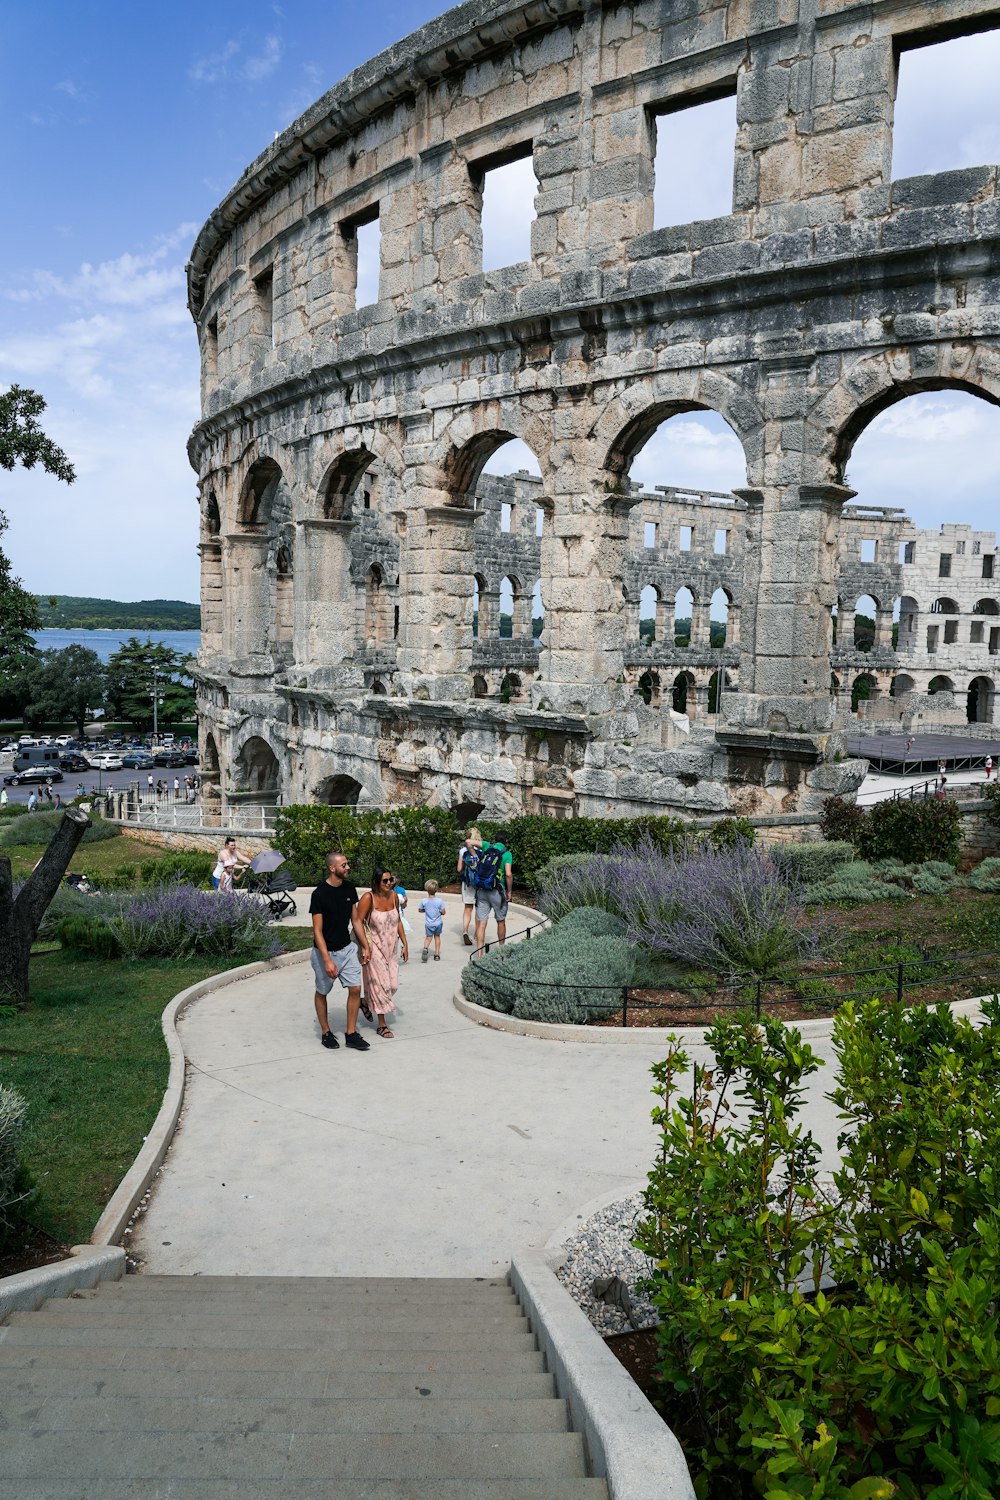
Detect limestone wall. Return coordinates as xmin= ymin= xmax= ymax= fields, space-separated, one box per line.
xmin=188 ymin=0 xmax=1000 ymax=821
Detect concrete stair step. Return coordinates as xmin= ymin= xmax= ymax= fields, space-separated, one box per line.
xmin=0 ymin=1344 xmax=548 ymax=1375
xmin=130 ymin=1275 xmax=512 ymax=1293
xmin=1 ymin=1394 xmax=569 ymax=1435
xmin=21 ymin=1306 xmax=528 ymax=1334
xmin=0 ymin=1366 xmax=558 ymax=1401
xmin=0 ymin=1430 xmax=589 ymax=1482
xmin=0 ymin=1324 xmax=537 ymax=1352
xmin=0 ymin=1480 xmax=609 ymax=1500
xmin=93 ymin=1282 xmax=517 ymax=1310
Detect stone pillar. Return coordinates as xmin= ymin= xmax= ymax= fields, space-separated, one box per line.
xmin=223 ymin=533 xmax=272 ymax=662
xmin=691 ymin=598 xmax=712 ymax=649
xmin=295 ymin=519 xmax=356 ymax=669
xmin=413 ymin=145 xmax=485 ymax=300
xmin=396 ymin=504 xmax=477 ymax=699
xmin=199 ymin=541 xmax=224 ymax=655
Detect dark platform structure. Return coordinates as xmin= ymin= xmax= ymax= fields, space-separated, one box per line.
xmin=847 ymin=734 xmax=1000 ymax=774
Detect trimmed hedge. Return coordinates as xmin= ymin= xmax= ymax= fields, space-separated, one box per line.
xmin=477 ymin=813 xmax=698 ymax=888
xmin=461 ymin=912 xmax=633 ymax=1023
xmin=821 ymin=795 xmax=961 ymax=867
xmin=98 ymin=852 xmax=215 ymax=891
xmin=769 ymin=840 xmax=855 ymax=884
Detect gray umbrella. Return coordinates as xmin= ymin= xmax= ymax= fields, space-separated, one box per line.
xmin=248 ymin=850 xmax=285 ymax=874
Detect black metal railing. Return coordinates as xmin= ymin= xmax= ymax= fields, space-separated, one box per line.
xmin=462 ymin=938 xmax=1000 ymax=1027
xmin=470 ymin=914 xmax=551 ymax=959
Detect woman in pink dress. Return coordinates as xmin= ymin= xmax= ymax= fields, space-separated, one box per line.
xmin=357 ymin=866 xmax=409 ymax=1038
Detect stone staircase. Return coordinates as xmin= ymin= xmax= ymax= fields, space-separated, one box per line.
xmin=0 ymin=1274 xmax=608 ymax=1498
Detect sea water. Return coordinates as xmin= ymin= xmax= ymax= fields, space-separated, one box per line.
xmin=31 ymin=628 xmax=201 ymax=663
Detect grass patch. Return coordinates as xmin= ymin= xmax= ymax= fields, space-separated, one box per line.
xmin=5 ymin=834 xmax=171 ymax=885
xmin=0 ymin=933 xmax=308 ymax=1245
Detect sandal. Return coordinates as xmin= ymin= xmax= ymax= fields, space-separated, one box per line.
xmin=377 ymin=1025 xmax=394 ymax=1039
xmin=360 ymin=999 xmax=373 ymax=1023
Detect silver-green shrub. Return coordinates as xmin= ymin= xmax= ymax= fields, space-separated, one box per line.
xmin=554 ymin=905 xmax=627 ymax=940
xmin=803 ymin=859 xmax=910 ymax=905
xmin=509 ymin=933 xmax=635 ymax=1024
xmin=769 ymin=841 xmax=855 ymax=884
xmin=970 ymin=857 xmax=1000 ymax=893
xmin=0 ymin=1084 xmax=28 ymax=1233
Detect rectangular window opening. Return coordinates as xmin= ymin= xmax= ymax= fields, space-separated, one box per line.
xmin=535 ymin=508 xmax=544 ymax=538
xmin=893 ymin=29 xmax=1000 ymax=181
xmin=393 ymin=605 xmax=400 ymax=641
xmin=927 ymin=625 xmax=939 ymax=652
xmin=984 ymin=554 xmax=995 ymax=579
xmin=500 ymin=503 xmax=512 ymax=534
xmin=903 ymin=540 xmax=916 ymax=563
xmin=714 ymin=528 xmax=728 ymax=555
xmin=991 ymin=627 xmax=1000 ymax=656
xmin=956 ymin=539 xmax=966 ymax=555
xmin=204 ymin=315 xmax=218 ymax=375
xmin=679 ymin=525 xmax=693 ymax=552
xmin=476 ymin=148 xmax=537 ymax=273
xmin=944 ymin=619 xmax=958 ymax=644
xmin=252 ymin=267 xmax=274 ymax=347
xmin=939 ymin=553 xmax=952 ymax=577
xmin=974 ymin=540 xmax=982 ymax=555
xmin=652 ymin=88 xmax=738 ymax=229
xmin=972 ymin=621 xmax=984 ymax=644
xmin=643 ymin=521 xmax=658 ymax=549
xmin=344 ymin=208 xmax=380 ymax=309
xmin=860 ymin=538 xmax=877 ymax=563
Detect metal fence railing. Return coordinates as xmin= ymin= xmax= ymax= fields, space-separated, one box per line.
xmin=464 ymin=938 xmax=1000 ymax=1027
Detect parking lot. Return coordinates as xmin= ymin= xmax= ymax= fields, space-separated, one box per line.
xmin=0 ymin=739 xmax=201 ymax=806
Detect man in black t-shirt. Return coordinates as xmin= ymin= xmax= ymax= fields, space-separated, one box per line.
xmin=309 ymin=850 xmax=372 ymax=1052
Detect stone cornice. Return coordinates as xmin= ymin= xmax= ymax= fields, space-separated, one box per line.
xmin=187 ymin=234 xmax=1000 ymax=466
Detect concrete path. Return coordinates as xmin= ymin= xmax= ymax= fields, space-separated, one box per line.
xmin=133 ymin=901 xmax=844 ymax=1279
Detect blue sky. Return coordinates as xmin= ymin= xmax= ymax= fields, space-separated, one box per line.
xmin=2 ymin=8 xmax=1000 ymax=602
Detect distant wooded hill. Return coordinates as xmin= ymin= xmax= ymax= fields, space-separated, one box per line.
xmin=35 ymin=596 xmax=201 ymax=630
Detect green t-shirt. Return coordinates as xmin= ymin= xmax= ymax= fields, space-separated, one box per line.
xmin=482 ymin=842 xmax=513 ymax=874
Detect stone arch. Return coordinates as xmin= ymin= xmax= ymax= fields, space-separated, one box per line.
xmin=638 ymin=583 xmax=660 ymax=644
xmin=500 ymin=672 xmax=522 ymax=702
xmin=710 ymin=586 xmax=731 ymax=646
xmin=636 ymin=669 xmax=660 ymax=706
xmin=438 ymin=414 xmax=550 ymax=507
xmin=202 ymin=732 xmax=220 ymax=774
xmin=593 ymin=372 xmax=762 ymax=488
xmin=471 ymin=573 xmax=487 ymax=640
xmin=234 ymin=733 xmax=281 ymax=795
xmin=472 ymin=674 xmax=489 ymax=699
xmin=891 ymin=674 xmax=916 ymax=697
xmin=853 ymin=593 xmax=879 ymax=652
xmin=319 ymin=446 xmax=376 ymax=519
xmin=930 ymin=597 xmax=959 ymax=614
xmin=370 ymin=678 xmax=388 ymax=695
xmin=673 ymin=586 xmax=694 ymax=647
xmin=204 ymin=490 xmax=221 ymax=537
xmin=237 ymin=456 xmax=284 ymax=527
xmin=671 ymin=670 xmax=696 ymax=714
xmin=499 ymin=574 xmax=521 ymax=639
xmin=316 ymin=773 xmax=364 ymax=806
xmin=851 ymin=672 xmax=878 ymax=712
xmin=453 ymin=800 xmax=486 ymax=827
xmin=974 ymin=598 xmax=1000 ymax=615
xmin=928 ymin=675 xmax=956 ymax=694
xmin=808 ymin=352 xmax=1000 ymax=482
xmin=967 ymin=676 xmax=995 ymax=724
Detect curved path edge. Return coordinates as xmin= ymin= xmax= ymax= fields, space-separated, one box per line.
xmin=0 ymin=949 xmax=311 ymax=1319
xmin=454 ymin=989 xmax=991 ymax=1043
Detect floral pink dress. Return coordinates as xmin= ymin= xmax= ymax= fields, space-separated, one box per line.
xmin=364 ymin=902 xmax=399 ymax=1015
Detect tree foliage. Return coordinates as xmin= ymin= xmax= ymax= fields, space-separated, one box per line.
xmin=104 ymin=638 xmax=196 ymax=730
xmin=21 ymin=645 xmax=107 ymax=736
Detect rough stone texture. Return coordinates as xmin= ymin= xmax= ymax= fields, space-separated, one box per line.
xmin=188 ymin=0 xmax=1000 ymax=821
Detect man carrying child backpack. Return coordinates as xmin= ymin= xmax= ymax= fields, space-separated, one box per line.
xmin=472 ymin=830 xmax=514 ymax=952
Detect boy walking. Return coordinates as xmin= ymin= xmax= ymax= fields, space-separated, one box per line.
xmin=419 ymin=880 xmax=446 ymax=961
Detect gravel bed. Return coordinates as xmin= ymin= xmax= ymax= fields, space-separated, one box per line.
xmin=555 ymin=1192 xmax=659 ymax=1334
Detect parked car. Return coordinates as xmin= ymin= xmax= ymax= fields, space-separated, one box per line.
xmin=3 ymin=768 xmax=64 ymax=786
xmin=59 ymin=754 xmax=91 ymax=772
xmin=181 ymin=749 xmax=200 ymax=766
xmin=87 ymin=753 xmax=123 ymax=771
xmin=122 ymin=752 xmax=155 ymax=769
xmin=152 ymin=751 xmax=188 ymax=768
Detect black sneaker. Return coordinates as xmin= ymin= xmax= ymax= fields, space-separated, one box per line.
xmin=344 ymin=1031 xmax=370 ymax=1051
xmin=321 ymin=1031 xmax=340 ymax=1050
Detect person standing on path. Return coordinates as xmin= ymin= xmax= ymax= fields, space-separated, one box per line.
xmin=211 ymin=836 xmax=250 ymax=892
xmin=457 ymin=826 xmax=482 ymax=945
xmin=473 ymin=832 xmax=514 ymax=951
xmin=357 ymin=866 xmax=408 ymax=1039
xmin=987 ymin=755 xmax=993 ymax=781
xmin=419 ymin=880 xmax=446 ymax=961
xmin=310 ymin=851 xmax=371 ymax=1052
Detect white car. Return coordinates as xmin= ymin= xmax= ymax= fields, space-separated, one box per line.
xmin=87 ymin=753 xmax=123 ymax=771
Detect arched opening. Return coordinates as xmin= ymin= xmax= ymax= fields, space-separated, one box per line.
xmin=671 ymin=671 xmax=695 ymax=714
xmin=853 ymin=595 xmax=878 ymax=653
xmin=531 ymin=578 xmax=544 ymax=641
xmin=928 ymin=675 xmax=956 ymax=695
xmin=320 ymin=448 xmax=375 ymax=519
xmin=472 ymin=674 xmax=488 ymax=699
xmin=202 ymin=733 xmax=220 ymax=775
xmin=710 ymin=588 xmax=730 ymax=647
xmin=238 ymin=458 xmax=282 ymax=526
xmin=365 ymin=564 xmax=392 ymax=647
xmin=316 ymin=774 xmax=363 ymax=806
xmin=636 ymin=670 xmax=659 ymax=706
xmin=840 ymin=387 xmax=1000 ymax=508
xmin=449 ymin=433 xmax=542 ymax=509
xmin=967 ymin=676 xmax=995 ymax=723
xmin=204 ymin=491 xmax=221 ymax=537
xmin=831 ymin=601 xmax=839 ymax=647
xmin=236 ymin=736 xmax=280 ymax=795
xmin=930 ymin=597 xmax=960 ymax=614
xmin=275 ymin=542 xmax=293 ymax=653
xmin=974 ymin=598 xmax=1000 ymax=614
xmin=851 ymin=673 xmax=878 ymax=712
xmin=639 ymin=584 xmax=659 ymax=644
xmin=453 ymin=800 xmax=486 ymax=828
xmin=500 ymin=673 xmax=521 ymax=703
xmin=370 ymin=678 xmax=387 ymax=695
xmin=607 ymin=404 xmax=750 ymax=492
xmin=498 ymin=576 xmax=519 ymax=639
xmin=896 ymin=595 xmax=919 ymax=652
xmin=674 ymin=587 xmax=693 ymax=648
xmin=891 ymin=674 xmax=916 ymax=697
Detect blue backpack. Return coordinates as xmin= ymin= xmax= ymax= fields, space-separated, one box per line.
xmin=472 ymin=844 xmax=505 ymax=891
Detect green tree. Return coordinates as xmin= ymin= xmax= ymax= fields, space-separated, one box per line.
xmin=105 ymin=638 xmax=196 ymax=731
xmin=21 ymin=645 xmax=107 ymax=737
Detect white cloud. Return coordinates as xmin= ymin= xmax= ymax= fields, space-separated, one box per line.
xmin=629 ymin=413 xmax=747 ymax=493
xmin=189 ymin=39 xmax=240 ymax=85
xmin=189 ymin=34 xmax=283 ymax=86
xmin=243 ymin=35 xmax=283 ymax=82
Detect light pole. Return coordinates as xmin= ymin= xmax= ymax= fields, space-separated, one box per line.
xmin=151 ymin=670 xmax=162 ymax=749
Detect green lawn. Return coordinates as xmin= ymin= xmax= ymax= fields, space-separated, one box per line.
xmin=2 ymin=926 xmax=314 ymax=1247
xmin=5 ymin=832 xmax=171 ymax=885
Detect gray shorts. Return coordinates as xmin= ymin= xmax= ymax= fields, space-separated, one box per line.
xmin=311 ymin=942 xmax=362 ymax=995
xmin=475 ymin=886 xmax=509 ymax=923
xmin=461 ymin=883 xmax=476 ymax=906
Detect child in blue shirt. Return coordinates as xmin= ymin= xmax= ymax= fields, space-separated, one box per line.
xmin=419 ymin=879 xmax=446 ymax=962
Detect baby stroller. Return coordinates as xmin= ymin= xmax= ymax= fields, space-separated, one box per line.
xmin=244 ymin=851 xmax=298 ymax=920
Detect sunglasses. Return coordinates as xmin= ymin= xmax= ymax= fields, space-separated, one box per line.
xmin=380 ymin=876 xmax=394 ymax=884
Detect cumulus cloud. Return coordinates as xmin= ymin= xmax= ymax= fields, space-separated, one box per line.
xmin=630 ymin=414 xmax=747 ymax=493
xmin=189 ymin=39 xmax=240 ymax=85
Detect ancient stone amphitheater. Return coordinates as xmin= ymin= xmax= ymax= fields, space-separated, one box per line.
xmin=188 ymin=0 xmax=1000 ymax=822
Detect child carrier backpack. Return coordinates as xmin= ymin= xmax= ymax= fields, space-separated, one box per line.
xmin=472 ymin=844 xmax=505 ymax=891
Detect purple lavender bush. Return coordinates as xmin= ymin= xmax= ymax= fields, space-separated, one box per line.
xmin=108 ymin=886 xmax=279 ymax=962
xmin=540 ymin=834 xmax=826 ymax=980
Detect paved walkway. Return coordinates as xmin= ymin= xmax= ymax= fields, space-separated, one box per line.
xmin=133 ymin=901 xmax=845 ymax=1279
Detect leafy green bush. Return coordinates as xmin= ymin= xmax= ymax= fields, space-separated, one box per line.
xmin=97 ymin=851 xmax=215 ymax=890
xmin=0 ymin=811 xmax=120 ymax=847
xmin=33 ymin=885 xmax=118 ymax=942
xmin=703 ymin=816 xmax=756 ymax=851
xmin=821 ymin=795 xmax=961 ymax=867
xmin=769 ymin=840 xmax=855 ymax=884
xmin=554 ymin=905 xmax=627 ymax=940
xmin=970 ymin=856 xmax=1000 ymax=893
xmin=56 ymin=914 xmax=123 ymax=959
xmin=478 ymin=813 xmax=691 ymax=888
xmin=274 ymin=805 xmax=459 ymax=888
xmin=636 ymin=1002 xmax=1000 ymax=1499
xmin=0 ymin=803 xmax=28 ymax=821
